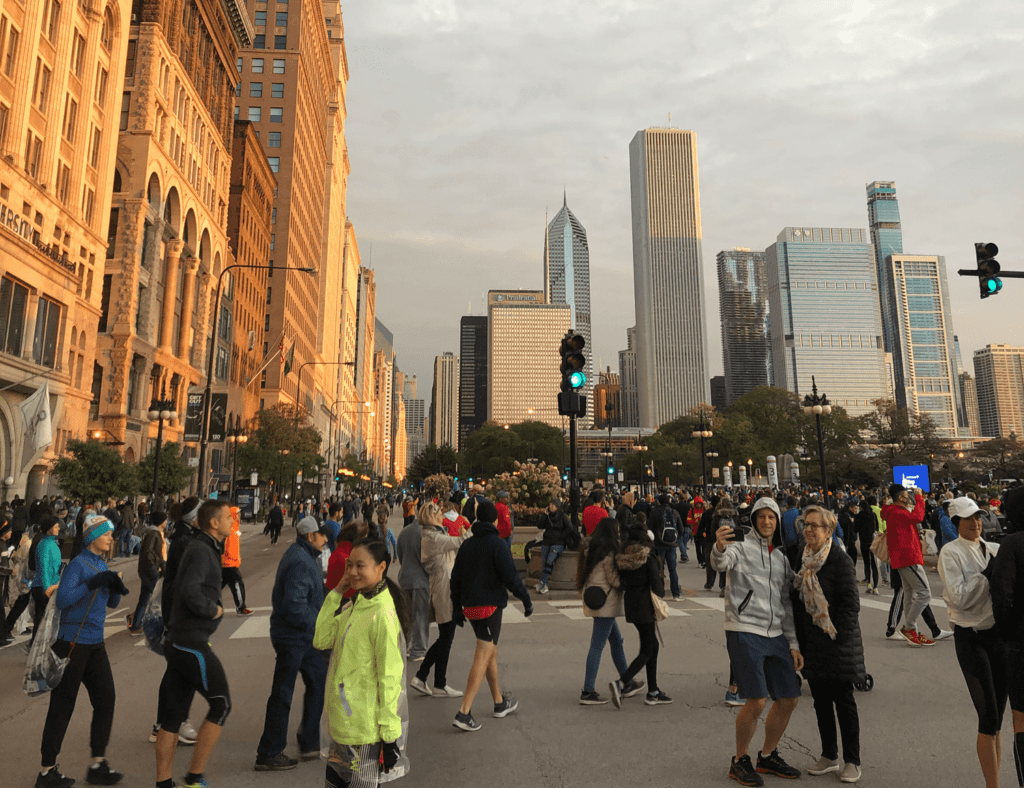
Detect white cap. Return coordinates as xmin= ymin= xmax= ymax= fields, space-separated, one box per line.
xmin=948 ymin=497 xmax=981 ymax=520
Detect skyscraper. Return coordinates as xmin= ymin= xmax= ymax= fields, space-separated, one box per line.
xmin=867 ymin=181 xmax=904 ymax=353
xmin=717 ymin=248 xmax=772 ymax=405
xmin=973 ymin=345 xmax=1024 ymax=439
xmin=882 ymin=254 xmax=960 ymax=437
xmin=618 ymin=326 xmax=639 ymax=428
xmin=766 ymin=227 xmax=886 ymax=418
xmin=629 ymin=128 xmax=709 ymax=427
xmin=545 ymin=195 xmax=592 ymax=422
xmin=959 ymin=372 xmax=983 ymax=437
xmin=430 ymin=352 xmax=460 ymax=448
xmin=459 ymin=316 xmax=488 ymax=449
xmin=487 ymin=290 xmax=570 ymax=429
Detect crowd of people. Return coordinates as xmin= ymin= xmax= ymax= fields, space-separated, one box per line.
xmin=2 ymin=476 xmax=1024 ymax=788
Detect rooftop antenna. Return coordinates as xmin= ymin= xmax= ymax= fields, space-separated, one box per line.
xmin=544 ymin=206 xmax=550 ymax=304
xmin=668 ymin=112 xmax=672 ymax=127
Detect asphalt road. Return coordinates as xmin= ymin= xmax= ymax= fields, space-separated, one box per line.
xmin=0 ymin=513 xmax=1009 ymax=787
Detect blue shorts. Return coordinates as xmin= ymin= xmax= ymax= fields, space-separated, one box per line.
xmin=726 ymin=631 xmax=801 ymax=701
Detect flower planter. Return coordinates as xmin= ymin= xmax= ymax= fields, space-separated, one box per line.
xmin=526 ymin=545 xmax=581 ymax=591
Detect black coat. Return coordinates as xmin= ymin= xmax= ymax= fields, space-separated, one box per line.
xmin=791 ymin=546 xmax=866 ymax=684
xmin=854 ymin=508 xmax=877 ymax=541
xmin=992 ymin=532 xmax=1024 ymax=644
xmin=615 ymin=544 xmax=664 ymax=624
xmin=541 ymin=506 xmax=573 ymax=546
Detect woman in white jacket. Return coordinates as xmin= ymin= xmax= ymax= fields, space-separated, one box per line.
xmin=938 ymin=497 xmax=1006 ymax=788
xmin=409 ymin=502 xmax=469 ymax=698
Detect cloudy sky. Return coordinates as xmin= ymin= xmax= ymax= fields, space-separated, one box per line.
xmin=341 ymin=0 xmax=1024 ymax=396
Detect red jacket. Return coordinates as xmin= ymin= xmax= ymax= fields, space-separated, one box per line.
xmin=582 ymin=505 xmax=608 ymax=536
xmin=495 ymin=502 xmax=513 ymax=539
xmin=883 ymin=495 xmax=926 ymax=570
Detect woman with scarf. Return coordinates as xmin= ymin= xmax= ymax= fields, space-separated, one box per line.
xmin=411 ymin=501 xmax=469 ymax=697
xmin=314 ymin=538 xmax=411 ymax=787
xmin=791 ymin=505 xmax=865 ymax=784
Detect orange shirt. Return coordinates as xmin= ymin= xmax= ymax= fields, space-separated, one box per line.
xmin=222 ymin=519 xmax=241 ymax=568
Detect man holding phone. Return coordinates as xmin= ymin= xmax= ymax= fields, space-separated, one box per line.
xmin=710 ymin=497 xmax=804 ymax=787
xmin=883 ymin=484 xmax=934 ymax=647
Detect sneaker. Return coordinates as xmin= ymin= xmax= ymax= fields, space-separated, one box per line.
xmin=756 ymin=749 xmax=801 ymax=779
xmin=644 ymin=691 xmax=673 ymax=705
xmin=124 ymin=614 xmax=133 ymax=629
xmin=254 ymin=752 xmax=298 ymax=771
xmin=36 ymin=766 xmax=75 ymax=788
xmin=933 ymin=629 xmax=953 ymax=641
xmin=409 ymin=676 xmax=431 ymax=696
xmin=724 ymin=690 xmax=745 ymax=707
xmin=900 ymin=627 xmax=925 ymax=647
xmin=237 ymin=608 xmax=254 ymax=616
xmin=807 ymin=756 xmax=841 ymax=775
xmin=409 ymin=654 xmax=426 ymax=662
xmin=180 ymin=777 xmax=207 ymax=788
xmin=672 ymin=595 xmax=683 ymax=601
xmin=85 ymin=761 xmax=123 ymax=785
xmin=720 ymin=588 xmax=726 ymax=598
xmin=840 ymin=763 xmax=861 ymax=783
xmin=493 ymin=693 xmax=518 ymax=717
xmin=579 ymin=690 xmax=608 ymax=705
xmin=870 ymin=587 xmax=880 ymax=596
xmin=703 ymin=583 xmax=713 ymax=590
xmin=858 ymin=579 xmax=869 ymax=586
xmin=537 ymin=582 xmax=549 ymax=595
xmin=298 ymin=751 xmax=320 ymax=761
xmin=621 ymin=679 xmax=645 ymax=698
xmin=452 ymin=711 xmax=481 ymax=731
xmin=729 ymin=755 xmax=764 ymax=787
xmin=432 ymin=685 xmax=464 ymax=698
xmin=917 ymin=632 xmax=936 ymax=646
xmin=885 ymin=629 xmax=904 ymax=641
xmin=148 ymin=724 xmax=159 ymax=743
xmin=609 ymin=679 xmax=623 ymax=709
xmin=177 ymin=721 xmax=199 ymax=745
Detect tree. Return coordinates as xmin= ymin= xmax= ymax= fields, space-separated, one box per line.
xmin=137 ymin=442 xmax=195 ymax=497
xmin=236 ymin=404 xmax=323 ymax=499
xmin=52 ymin=439 xmax=139 ymax=502
xmin=460 ymin=421 xmax=565 ymax=480
xmin=407 ymin=444 xmax=459 ymax=487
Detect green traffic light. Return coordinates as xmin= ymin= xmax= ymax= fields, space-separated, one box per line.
xmin=607 ymin=466 xmax=614 ymax=474
xmin=569 ymin=370 xmax=586 ymax=389
xmin=985 ymin=278 xmax=1002 ymax=294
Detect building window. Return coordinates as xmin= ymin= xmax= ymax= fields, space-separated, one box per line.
xmin=234 ymin=81 xmax=240 ymax=97
xmin=271 ymin=207 xmax=276 ymax=223
xmin=274 ymin=35 xmax=286 ymax=49
xmin=33 ymin=59 xmax=52 ymax=111
xmin=119 ymin=92 xmax=130 ymax=130
xmin=269 ymin=233 xmax=275 ymax=250
xmin=233 ymin=105 xmax=239 ymax=121
xmin=0 ymin=103 xmax=8 ymax=148
xmin=276 ymin=12 xmax=288 ymax=25
xmin=254 ymin=10 xmax=266 ymax=25
xmin=106 ymin=209 xmax=118 ymax=258
xmin=32 ymin=296 xmax=62 ymax=368
xmin=252 ymin=57 xmax=264 ymax=73
xmin=62 ymin=95 xmax=78 ymax=140
xmin=249 ymin=81 xmax=262 ymax=97
xmin=0 ymin=276 xmax=29 ymax=356
xmin=215 ymin=346 xmax=229 ymax=380
xmin=236 ymin=56 xmax=242 ymax=72
xmin=98 ymin=273 xmax=112 ymax=330
xmin=94 ymin=65 xmax=108 ymax=105
xmin=271 ymin=82 xmax=284 ymax=98
xmin=218 ymin=304 xmax=231 ymax=340
xmin=248 ymin=106 xmax=261 ymax=122
xmin=253 ymin=34 xmax=265 ymax=48
xmin=46 ymin=0 xmax=61 ymax=41
xmin=71 ymin=29 xmax=86 ymax=76
xmin=266 ymin=156 xmax=279 ymax=172
xmin=269 ymin=107 xmax=282 ymax=122
xmin=56 ymin=161 xmax=71 ymax=203
xmin=81 ymin=186 xmax=95 ymax=223
xmin=124 ymin=39 xmax=137 ymax=77
xmin=272 ymin=59 xmax=285 ymax=73
xmin=267 ymin=131 xmax=281 ymax=147
xmin=24 ymin=131 xmax=41 ymax=177
xmin=4 ymin=26 xmax=20 ymax=77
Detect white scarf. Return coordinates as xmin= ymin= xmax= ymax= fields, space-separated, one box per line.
xmin=793 ymin=539 xmax=837 ymax=640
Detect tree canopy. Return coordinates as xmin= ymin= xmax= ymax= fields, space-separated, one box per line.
xmin=235 ymin=404 xmax=323 ymax=494
xmin=137 ymin=441 xmax=195 ymax=496
xmin=52 ymin=439 xmax=140 ymax=501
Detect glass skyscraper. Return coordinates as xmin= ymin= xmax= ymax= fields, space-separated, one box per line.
xmin=884 ymin=255 xmax=959 ymax=437
xmin=458 ymin=316 xmax=487 ymax=450
xmin=766 ymin=227 xmax=887 ymax=418
xmin=545 ymin=195 xmax=593 ymax=424
xmin=717 ymin=248 xmax=772 ymax=405
xmin=867 ymin=181 xmax=904 ymax=353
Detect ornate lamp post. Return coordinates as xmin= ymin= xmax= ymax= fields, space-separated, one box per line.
xmin=225 ymin=427 xmax=248 ymax=503
xmin=706 ymin=449 xmax=719 ymax=488
xmin=147 ymin=389 xmax=178 ymax=503
xmin=801 ymin=376 xmax=833 ymax=509
xmin=692 ymin=411 xmax=713 ymax=494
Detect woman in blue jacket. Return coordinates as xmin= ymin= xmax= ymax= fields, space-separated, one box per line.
xmin=37 ymin=515 xmax=129 ymax=788
xmin=29 ymin=515 xmax=62 ymax=647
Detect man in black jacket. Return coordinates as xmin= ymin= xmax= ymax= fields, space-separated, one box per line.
xmin=450 ymin=500 xmax=533 ymax=732
xmin=652 ymin=494 xmax=683 ymax=600
xmin=155 ymin=499 xmax=233 ymax=788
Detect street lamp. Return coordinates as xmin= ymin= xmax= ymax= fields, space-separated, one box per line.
xmin=1 ymin=475 xmax=13 ymax=502
xmin=147 ymin=388 xmax=178 ymax=503
xmin=225 ymin=427 xmax=248 ymax=503
xmin=706 ymin=450 xmax=719 ymax=488
xmin=692 ymin=410 xmax=713 ymax=494
xmin=801 ymin=375 xmax=833 ymax=509
xmin=197 ymin=263 xmax=315 ymax=496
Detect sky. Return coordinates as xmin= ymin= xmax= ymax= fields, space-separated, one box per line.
xmin=340 ymin=0 xmax=1024 ymax=399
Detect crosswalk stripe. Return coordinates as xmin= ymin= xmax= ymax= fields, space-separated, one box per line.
xmin=230 ymin=616 xmax=271 ymax=639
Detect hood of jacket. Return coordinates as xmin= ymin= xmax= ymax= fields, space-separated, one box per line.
xmin=711 ymin=503 xmax=738 ymax=525
xmin=470 ymin=521 xmax=499 ymax=538
xmin=615 ymin=543 xmax=650 ymax=571
xmin=751 ymin=496 xmax=781 ymax=523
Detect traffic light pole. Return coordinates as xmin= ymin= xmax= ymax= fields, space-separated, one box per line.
xmin=568 ymin=412 xmax=579 ymax=532
xmin=958 ymin=269 xmax=1024 ymax=277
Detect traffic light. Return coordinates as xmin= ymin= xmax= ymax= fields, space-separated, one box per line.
xmin=976 ymin=242 xmax=1002 ymax=299
xmin=559 ymin=331 xmax=587 ymax=392
xmin=607 ymin=465 xmax=615 ymax=475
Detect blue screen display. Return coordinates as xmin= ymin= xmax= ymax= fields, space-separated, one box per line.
xmin=893 ymin=465 xmax=930 ymax=493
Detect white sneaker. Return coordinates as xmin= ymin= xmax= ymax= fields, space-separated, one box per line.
xmin=178 ymin=720 xmax=199 ymax=745
xmin=409 ymin=676 xmax=431 ymax=696
xmin=933 ymin=629 xmax=953 ymax=641
xmin=432 ymin=685 xmax=464 ymax=698
xmin=537 ymin=582 xmax=549 ymax=595
xmin=807 ymin=756 xmax=841 ymax=775
xmin=840 ymin=763 xmax=862 ymax=783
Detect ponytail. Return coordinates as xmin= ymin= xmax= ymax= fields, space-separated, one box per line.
xmin=352 ymin=537 xmax=412 ymax=639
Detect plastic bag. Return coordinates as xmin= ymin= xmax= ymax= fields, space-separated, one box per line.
xmin=139 ymin=578 xmax=165 ymax=656
xmin=23 ymin=595 xmax=67 ymax=696
xmin=922 ymin=530 xmax=938 ymax=556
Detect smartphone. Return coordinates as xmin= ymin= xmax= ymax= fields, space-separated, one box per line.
xmin=730 ymin=523 xmax=749 ymax=542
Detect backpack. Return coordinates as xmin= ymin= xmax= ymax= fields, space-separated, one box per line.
xmin=656 ymin=506 xmax=679 ymax=547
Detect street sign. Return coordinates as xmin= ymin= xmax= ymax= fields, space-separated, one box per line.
xmin=712 ymin=467 xmax=720 ymax=479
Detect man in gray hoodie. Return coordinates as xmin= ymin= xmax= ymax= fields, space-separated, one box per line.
xmin=710 ymin=496 xmax=804 ymax=787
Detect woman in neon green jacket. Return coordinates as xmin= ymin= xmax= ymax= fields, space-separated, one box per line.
xmin=314 ymin=538 xmax=411 ymax=786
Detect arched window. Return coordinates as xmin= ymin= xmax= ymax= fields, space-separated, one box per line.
xmin=101 ymin=7 xmax=114 ymax=50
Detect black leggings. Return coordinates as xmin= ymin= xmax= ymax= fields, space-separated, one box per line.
xmin=706 ymin=562 xmax=725 ymax=589
xmin=41 ymin=641 xmax=115 ymax=766
xmin=621 ymin=621 xmax=659 ymax=693
xmin=859 ymin=534 xmax=878 ymax=586
xmin=953 ymin=625 xmax=1008 ymax=736
xmin=221 ymin=567 xmax=246 ymax=611
xmin=417 ymin=620 xmax=457 ymax=689
xmin=157 ymin=642 xmax=232 ymax=733
xmin=30 ymin=586 xmax=49 ymax=646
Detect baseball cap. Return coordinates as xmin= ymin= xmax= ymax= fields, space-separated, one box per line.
xmin=948 ymin=497 xmax=981 ymax=520
xmin=297 ymin=516 xmax=327 ymax=536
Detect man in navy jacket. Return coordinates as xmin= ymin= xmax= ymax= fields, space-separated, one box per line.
xmin=254 ymin=516 xmax=329 ymax=770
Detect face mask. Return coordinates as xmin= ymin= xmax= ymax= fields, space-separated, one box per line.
xmin=443 ymin=511 xmax=457 ymax=522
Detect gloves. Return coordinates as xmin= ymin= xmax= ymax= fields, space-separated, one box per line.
xmin=381 ymin=740 xmax=400 ymax=772
xmin=452 ymin=608 xmax=466 ymax=627
xmin=523 ymin=603 xmax=534 ymax=618
xmin=86 ymin=571 xmax=130 ymax=595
